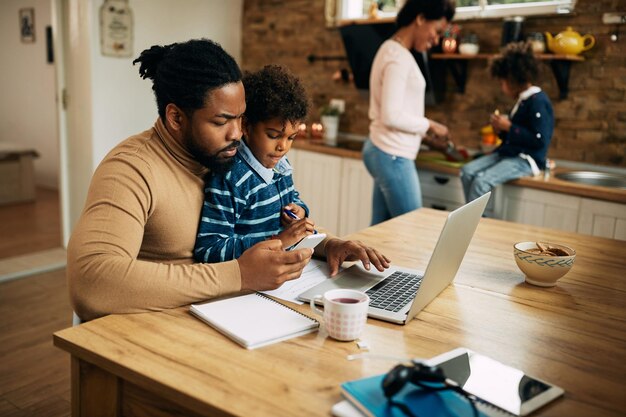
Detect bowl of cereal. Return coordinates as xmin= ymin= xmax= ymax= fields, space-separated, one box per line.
xmin=513 ymin=241 xmax=576 ymax=287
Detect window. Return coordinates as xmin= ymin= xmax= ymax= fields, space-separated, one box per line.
xmin=337 ymin=0 xmax=576 ymax=21
xmin=455 ymin=0 xmax=576 ymax=20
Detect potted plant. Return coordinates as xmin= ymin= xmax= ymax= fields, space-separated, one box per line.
xmin=320 ymin=104 xmax=341 ymax=146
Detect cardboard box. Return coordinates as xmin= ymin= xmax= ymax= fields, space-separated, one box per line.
xmin=0 ymin=143 xmax=39 ymax=205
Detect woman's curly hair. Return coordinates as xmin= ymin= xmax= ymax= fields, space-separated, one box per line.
xmin=490 ymin=41 xmax=539 ymax=86
xmin=242 ymin=65 xmax=309 ymax=127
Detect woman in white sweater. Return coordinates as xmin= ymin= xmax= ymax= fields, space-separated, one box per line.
xmin=363 ymin=0 xmax=455 ymax=225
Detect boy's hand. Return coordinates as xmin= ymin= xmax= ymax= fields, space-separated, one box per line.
xmin=277 ymin=218 xmax=316 ymax=249
xmin=281 ymin=203 xmax=307 ymax=226
xmin=490 ymin=114 xmax=511 ymax=133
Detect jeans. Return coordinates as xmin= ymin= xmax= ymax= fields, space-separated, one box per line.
xmin=461 ymin=153 xmax=532 ymax=202
xmin=362 ymin=139 xmax=422 ymax=225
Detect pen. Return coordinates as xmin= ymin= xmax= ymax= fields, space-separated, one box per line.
xmin=283 ymin=208 xmax=300 ymax=220
xmin=283 ymin=209 xmax=317 ymax=234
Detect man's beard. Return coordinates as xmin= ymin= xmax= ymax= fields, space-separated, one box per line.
xmin=187 ymin=137 xmax=240 ymax=174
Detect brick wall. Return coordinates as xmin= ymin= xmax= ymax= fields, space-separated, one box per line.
xmin=242 ymin=0 xmax=626 ymax=167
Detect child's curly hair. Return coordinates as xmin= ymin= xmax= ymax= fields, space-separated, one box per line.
xmin=490 ymin=41 xmax=539 ymax=86
xmin=242 ymin=65 xmax=309 ymax=126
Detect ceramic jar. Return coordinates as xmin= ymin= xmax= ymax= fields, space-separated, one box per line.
xmin=442 ymin=37 xmax=458 ymax=54
xmin=527 ymin=33 xmax=546 ymax=53
xmin=458 ymin=33 xmax=479 ymax=55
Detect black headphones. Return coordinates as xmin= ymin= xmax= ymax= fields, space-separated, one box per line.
xmin=381 ymin=361 xmax=478 ymax=417
xmin=382 ymin=362 xmax=447 ymax=398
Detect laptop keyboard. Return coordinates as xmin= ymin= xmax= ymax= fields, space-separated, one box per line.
xmin=366 ymin=271 xmax=423 ymax=312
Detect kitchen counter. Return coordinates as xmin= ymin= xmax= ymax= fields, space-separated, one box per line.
xmin=292 ymin=138 xmax=626 ymax=204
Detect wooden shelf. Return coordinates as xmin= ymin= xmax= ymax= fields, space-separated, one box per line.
xmin=430 ymin=53 xmax=585 ymax=99
xmin=337 ymin=17 xmax=395 ymax=27
xmin=336 ymin=14 xmax=586 ymax=100
xmin=431 ymin=53 xmax=584 ymax=61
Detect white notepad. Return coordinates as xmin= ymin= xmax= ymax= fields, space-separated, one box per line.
xmin=190 ymin=293 xmax=319 ymax=349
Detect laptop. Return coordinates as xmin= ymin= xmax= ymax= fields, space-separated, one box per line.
xmin=298 ymin=192 xmax=490 ymax=324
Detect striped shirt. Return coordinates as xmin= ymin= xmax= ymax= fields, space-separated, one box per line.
xmin=194 ymin=141 xmax=308 ymax=263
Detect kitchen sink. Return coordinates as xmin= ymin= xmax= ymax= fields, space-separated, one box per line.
xmin=555 ymin=171 xmax=626 ymax=189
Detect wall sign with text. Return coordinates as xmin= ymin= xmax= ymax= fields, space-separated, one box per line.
xmin=99 ymin=0 xmax=133 ymax=57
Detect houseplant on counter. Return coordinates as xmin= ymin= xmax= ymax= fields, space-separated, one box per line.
xmin=320 ymin=104 xmax=341 ymax=146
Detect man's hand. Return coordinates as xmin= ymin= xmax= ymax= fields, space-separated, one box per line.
xmin=324 ymin=238 xmax=391 ymax=277
xmin=277 ymin=217 xmax=315 ymax=249
xmin=238 ymin=240 xmax=312 ymax=291
xmin=490 ymin=114 xmax=511 ymax=133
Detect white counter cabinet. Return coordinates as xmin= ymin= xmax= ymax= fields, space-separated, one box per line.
xmin=419 ymin=169 xmax=465 ymax=212
xmin=577 ymin=198 xmax=626 ymax=240
xmin=290 ymin=149 xmax=373 ymax=237
xmin=290 ymin=148 xmax=626 ymax=241
xmin=496 ymin=186 xmax=581 ymax=232
xmin=418 ymin=168 xmax=497 ymax=217
xmin=497 ymin=185 xmax=626 ymax=240
xmin=289 ymin=149 xmax=342 ymax=235
xmin=338 ymin=158 xmax=373 ymax=237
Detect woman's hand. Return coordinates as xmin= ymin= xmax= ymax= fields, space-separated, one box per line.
xmin=428 ymin=120 xmax=449 ymax=138
xmin=276 ymin=217 xmax=315 ymax=249
xmin=324 ymin=238 xmax=391 ymax=276
xmin=422 ymin=134 xmax=450 ymax=153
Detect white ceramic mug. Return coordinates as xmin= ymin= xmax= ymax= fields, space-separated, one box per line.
xmin=310 ymin=289 xmax=369 ymax=341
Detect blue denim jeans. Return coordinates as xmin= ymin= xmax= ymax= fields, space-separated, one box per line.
xmin=461 ymin=153 xmax=532 ymax=202
xmin=362 ymin=139 xmax=422 ymax=225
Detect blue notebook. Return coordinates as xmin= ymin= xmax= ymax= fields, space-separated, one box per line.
xmin=341 ymin=374 xmax=492 ymax=417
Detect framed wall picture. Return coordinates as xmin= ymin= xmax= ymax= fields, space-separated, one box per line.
xmin=19 ymin=8 xmax=36 ymax=43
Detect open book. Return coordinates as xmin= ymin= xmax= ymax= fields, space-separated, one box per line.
xmin=190 ymin=293 xmax=319 ymax=349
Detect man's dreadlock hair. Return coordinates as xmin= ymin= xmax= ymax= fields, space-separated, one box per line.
xmin=133 ymin=39 xmax=242 ymax=120
xmin=242 ymin=65 xmax=310 ymax=127
xmin=490 ymin=41 xmax=540 ymax=87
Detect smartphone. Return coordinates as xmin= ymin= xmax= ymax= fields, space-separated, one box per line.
xmin=289 ymin=233 xmax=327 ymax=251
xmin=426 ymin=348 xmax=564 ymax=416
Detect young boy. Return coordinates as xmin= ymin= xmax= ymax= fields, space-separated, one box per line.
xmin=194 ymin=65 xmax=314 ymax=263
xmin=461 ymin=42 xmax=554 ymax=203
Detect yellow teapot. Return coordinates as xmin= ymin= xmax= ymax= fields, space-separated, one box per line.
xmin=545 ymin=27 xmax=595 ymax=55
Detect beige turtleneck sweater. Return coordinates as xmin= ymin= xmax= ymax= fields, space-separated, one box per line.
xmin=67 ymin=119 xmax=241 ymax=321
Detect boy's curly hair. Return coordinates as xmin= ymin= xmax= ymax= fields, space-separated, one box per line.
xmin=490 ymin=41 xmax=539 ymax=86
xmin=242 ymin=65 xmax=309 ymax=126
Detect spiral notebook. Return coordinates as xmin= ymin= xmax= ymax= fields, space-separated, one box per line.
xmin=190 ymin=293 xmax=319 ymax=350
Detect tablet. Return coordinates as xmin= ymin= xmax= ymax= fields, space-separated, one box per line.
xmin=426 ymin=348 xmax=564 ymax=416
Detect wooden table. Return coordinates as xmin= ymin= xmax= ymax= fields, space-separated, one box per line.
xmin=54 ymin=209 xmax=626 ymax=417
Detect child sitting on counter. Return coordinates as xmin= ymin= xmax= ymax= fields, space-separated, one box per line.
xmin=461 ymin=41 xmax=554 ymax=203
xmin=194 ymin=65 xmax=315 ymax=263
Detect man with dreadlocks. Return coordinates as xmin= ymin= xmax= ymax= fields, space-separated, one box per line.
xmin=67 ymin=39 xmax=389 ymax=322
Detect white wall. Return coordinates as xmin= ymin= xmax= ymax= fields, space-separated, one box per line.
xmin=89 ymin=0 xmax=243 ymax=167
xmin=58 ymin=0 xmax=243 ymax=241
xmin=0 ymin=0 xmax=59 ymax=189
